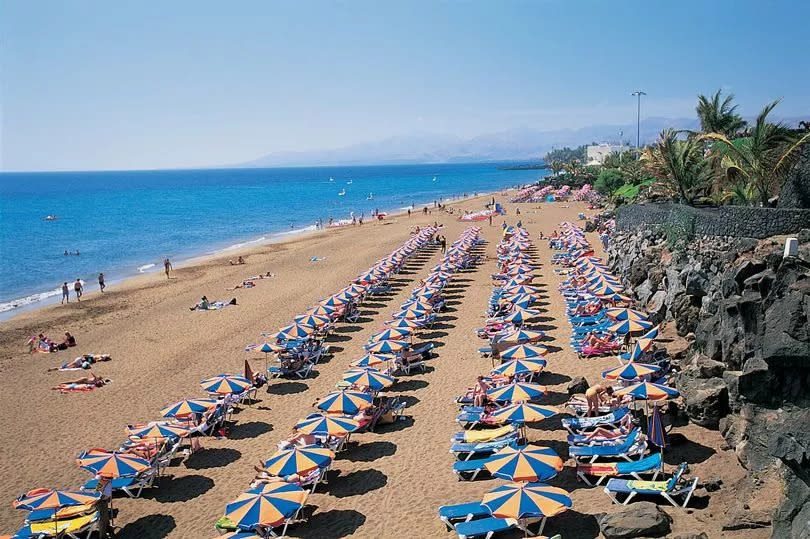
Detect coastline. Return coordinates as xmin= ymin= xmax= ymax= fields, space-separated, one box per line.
xmin=0 ymin=188 xmax=515 ymax=322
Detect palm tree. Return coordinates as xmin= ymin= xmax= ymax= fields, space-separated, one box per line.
xmin=696 ymin=89 xmax=747 ymax=137
xmin=701 ymin=100 xmax=806 ymax=206
xmin=550 ymin=160 xmax=564 ymax=176
xmin=642 ymin=129 xmax=713 ymax=205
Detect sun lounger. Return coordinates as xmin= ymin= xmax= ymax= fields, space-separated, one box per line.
xmin=268 ymin=361 xmax=314 ymax=380
xmin=438 ymin=502 xmax=489 ymax=530
xmin=603 ymin=462 xmax=698 ymax=508
xmin=454 ymin=517 xmax=533 ymax=539
xmin=567 ymin=427 xmax=636 ymax=447
xmin=564 ymin=397 xmax=615 ymax=417
xmin=569 ymin=429 xmax=646 ymax=463
xmin=82 ymin=468 xmax=157 ymax=498
xmin=577 ymin=451 xmax=662 ymax=485
xmin=450 ymin=434 xmax=520 ymax=461
xmin=451 ymin=425 xmax=515 ymax=443
xmin=562 ymin=407 xmax=631 ymax=434
xmin=21 ymin=510 xmax=99 ymax=539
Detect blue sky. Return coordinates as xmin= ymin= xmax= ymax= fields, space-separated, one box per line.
xmin=2 ymin=0 xmax=808 ymax=171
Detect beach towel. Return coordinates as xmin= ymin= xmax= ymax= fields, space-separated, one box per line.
xmin=310 ymin=256 xmax=326 ymax=262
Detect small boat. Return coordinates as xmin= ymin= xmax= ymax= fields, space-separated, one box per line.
xmin=432 ymin=176 xmax=437 ymax=182
xmin=347 ymin=180 xmax=353 ymax=185
xmin=338 ymin=189 xmax=346 ymax=196
xmin=329 ymin=177 xmax=334 ymax=182
xmin=367 ymin=193 xmax=373 ymax=200
xmin=44 ymin=215 xmax=58 ymax=221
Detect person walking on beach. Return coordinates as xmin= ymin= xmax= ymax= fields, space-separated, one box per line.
xmin=440 ymin=235 xmax=447 ymax=254
xmin=407 ymin=208 xmax=411 ymax=218
xmin=164 ymin=258 xmax=172 ymax=279
xmin=74 ymin=278 xmax=83 ymax=301
xmin=61 ymin=282 xmax=70 ymax=304
xmin=488 ymin=214 xmax=493 ymax=226
xmin=98 ymin=273 xmax=105 ymax=292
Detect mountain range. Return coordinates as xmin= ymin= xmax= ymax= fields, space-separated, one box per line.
xmin=237 ymin=116 xmax=810 ymax=168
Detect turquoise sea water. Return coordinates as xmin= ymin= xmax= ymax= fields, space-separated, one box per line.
xmin=0 ymin=163 xmax=545 ymax=315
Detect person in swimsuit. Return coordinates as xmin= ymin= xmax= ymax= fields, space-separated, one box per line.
xmin=164 ymin=258 xmax=172 ymax=278
xmin=585 ymin=384 xmax=614 ymax=416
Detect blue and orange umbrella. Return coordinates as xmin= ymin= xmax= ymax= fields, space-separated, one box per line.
xmin=315 ymin=389 xmax=373 ymax=415
xmin=368 ymin=328 xmax=411 ymax=342
xmin=484 ymin=446 xmax=564 ymax=482
xmin=321 ymin=296 xmax=350 ymax=307
xmin=200 ymin=374 xmax=252 ymax=394
xmin=263 ymin=445 xmax=334 ymax=476
xmin=126 ymin=423 xmax=192 ymax=440
xmin=365 ymin=339 xmax=407 ymax=354
xmin=490 ymin=402 xmax=558 ymax=424
xmin=308 ymin=304 xmax=336 ymax=317
xmin=160 ymin=398 xmax=218 ymax=418
xmin=601 ymin=361 xmax=662 ymax=381
xmin=501 ymin=285 xmax=540 ymax=295
xmin=486 ymin=382 xmax=547 ymax=403
xmin=500 ymin=344 xmax=548 ymax=360
xmin=294 ymin=414 xmax=360 ymax=436
xmin=608 ymin=319 xmax=653 ymax=335
xmin=497 ymin=330 xmax=544 ymax=345
xmin=275 ymin=324 xmax=314 ymax=341
xmin=615 ymin=381 xmax=679 ymax=401
xmin=502 ymin=309 xmax=540 ymax=324
xmin=492 ymin=358 xmax=547 ymax=377
xmin=605 ymin=308 xmax=649 ymax=321
xmin=350 ymin=354 xmax=392 ymax=368
xmin=342 ymin=368 xmax=396 ymax=390
xmin=224 ymin=482 xmax=308 ymax=530
xmin=385 ymin=318 xmax=422 ymax=329
xmin=294 ymin=313 xmax=330 ymax=328
xmin=392 ymin=306 xmax=428 ymax=320
xmin=76 ymin=451 xmax=151 ymax=478
xmin=482 ymin=482 xmax=572 ymax=519
xmin=13 ymin=489 xmax=101 ymax=511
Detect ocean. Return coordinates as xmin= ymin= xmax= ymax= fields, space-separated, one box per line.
xmin=0 ymin=163 xmax=546 ymax=317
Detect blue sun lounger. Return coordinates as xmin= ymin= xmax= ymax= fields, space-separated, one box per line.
xmin=438 ymin=502 xmax=489 ymax=529
xmin=569 ymin=428 xmax=646 ymax=463
xmin=567 ymin=426 xmax=637 ymax=446
xmin=603 ymin=462 xmax=698 ymax=508
xmin=562 ymin=407 xmax=631 ymax=434
xmin=577 ymin=451 xmax=662 ymax=485
xmin=82 ymin=470 xmax=156 ymax=498
xmin=454 ymin=517 xmax=540 ymax=539
xmin=450 ymin=435 xmax=520 ymax=461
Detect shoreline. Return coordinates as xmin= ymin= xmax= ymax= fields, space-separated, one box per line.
xmin=0 ymin=188 xmax=515 ymax=323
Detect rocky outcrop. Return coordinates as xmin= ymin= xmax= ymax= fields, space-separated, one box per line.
xmin=598 ymin=502 xmax=672 ymax=538
xmin=778 ymin=145 xmax=810 ymax=209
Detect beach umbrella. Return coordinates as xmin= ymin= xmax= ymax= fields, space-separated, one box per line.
xmin=597 ymin=292 xmax=633 ymax=304
xmin=490 ymin=402 xmax=558 ymax=424
xmin=321 ymin=295 xmax=350 ymax=307
xmin=294 ymin=313 xmax=330 ymax=328
xmin=623 ymin=337 xmax=656 ymax=362
xmin=342 ymin=368 xmax=396 ymax=390
xmin=333 ymin=291 xmax=356 ymax=302
xmin=308 ymin=305 xmax=336 ymax=317
xmin=365 ymin=339 xmax=407 ymax=354
xmin=224 ymin=483 xmax=308 ymax=531
xmin=608 ymin=319 xmax=654 ymax=335
xmin=481 ymin=482 xmax=572 ymax=519
xmin=275 ymin=324 xmax=313 ymax=341
xmin=263 ymin=445 xmax=334 ymax=477
xmin=498 ymin=329 xmax=545 ymax=344
xmin=486 ymin=382 xmax=547 ymax=403
xmin=590 ymin=283 xmax=624 ymax=296
xmin=201 ymin=374 xmax=252 ymax=394
xmin=401 ymin=299 xmax=433 ymax=311
xmin=639 ymin=326 xmax=660 ymax=340
xmin=501 ymin=295 xmax=535 ymax=310
xmin=500 ymin=344 xmax=548 ymax=360
xmin=492 ymin=358 xmax=547 ymax=377
xmin=501 ymin=285 xmax=540 ymax=295
xmin=393 ymin=306 xmax=428 ymax=319
xmin=160 ymin=398 xmax=219 ymax=418
xmin=385 ymin=318 xmax=422 ymax=329
xmin=315 ymin=389 xmax=373 ymax=415
xmin=601 ymin=361 xmax=662 ymax=381
xmin=259 ymin=342 xmax=275 ymax=354
xmin=76 ymin=451 xmax=151 ymax=478
xmin=368 ymin=328 xmax=411 ymax=342
xmin=13 ymin=490 xmax=101 ymax=512
xmin=126 ymin=423 xmax=192 ymax=441
xmin=350 ymin=353 xmax=392 ymax=368
xmin=294 ymin=414 xmax=360 ymax=436
xmin=615 ymin=381 xmax=679 ymax=401
xmin=502 ymin=309 xmax=540 ymax=324
xmin=605 ymin=308 xmax=649 ymax=321
xmin=484 ymin=446 xmax=564 ymax=482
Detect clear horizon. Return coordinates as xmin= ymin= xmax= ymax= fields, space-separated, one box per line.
xmin=3 ymin=0 xmax=809 ymax=172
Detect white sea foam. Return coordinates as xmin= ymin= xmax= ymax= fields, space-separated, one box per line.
xmin=221 ymin=236 xmax=268 ymax=251
xmin=138 ymin=263 xmax=157 ymax=273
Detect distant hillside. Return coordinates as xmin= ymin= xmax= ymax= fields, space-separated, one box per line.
xmin=236 ymin=116 xmax=810 ymax=168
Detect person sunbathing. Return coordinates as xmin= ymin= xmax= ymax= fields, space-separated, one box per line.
xmin=572 ymin=302 xmax=601 ymax=317
xmin=277 ymin=429 xmax=318 ymax=450
xmin=584 ymin=413 xmax=634 ymax=440
xmin=52 ymin=372 xmax=110 ymax=390
xmin=472 ymin=376 xmax=493 ymax=407
xmin=581 ymin=332 xmax=614 ymax=348
xmin=48 ymin=353 xmax=111 ymax=372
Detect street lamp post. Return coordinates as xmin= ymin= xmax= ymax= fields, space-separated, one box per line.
xmin=631 ymin=90 xmax=646 ymax=148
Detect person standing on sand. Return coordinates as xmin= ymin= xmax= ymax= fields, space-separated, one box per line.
xmin=407 ymin=208 xmax=411 ymax=218
xmin=61 ymin=282 xmax=70 ymax=304
xmin=98 ymin=273 xmax=105 ymax=292
xmin=440 ymin=235 xmax=447 ymax=254
xmin=164 ymin=258 xmax=172 ymax=279
xmin=488 ymin=214 xmax=493 ymax=226
xmin=74 ymin=278 xmax=83 ymax=301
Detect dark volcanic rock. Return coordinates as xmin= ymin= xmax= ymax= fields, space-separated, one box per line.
xmin=567 ymin=376 xmax=589 ymax=395
xmin=599 ymin=502 xmax=672 ymax=538
xmin=677 ymin=371 xmax=729 ymax=428
xmin=723 ymin=508 xmax=772 ymax=530
xmin=762 ymin=291 xmax=810 ymax=368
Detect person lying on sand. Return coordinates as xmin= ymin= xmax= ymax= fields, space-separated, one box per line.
xmin=47 ymin=353 xmax=111 ymax=372
xmin=226 ymin=280 xmax=255 ymax=290
xmin=228 ymin=256 xmax=246 ymax=265
xmin=52 ymin=372 xmax=110 ymax=390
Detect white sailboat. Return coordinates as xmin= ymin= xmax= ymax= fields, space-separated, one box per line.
xmin=338 ymin=189 xmax=346 ymax=196
xmin=367 ymin=192 xmax=373 ymax=200
xmin=329 ymin=176 xmax=334 ymax=182
xmin=347 ymin=180 xmax=353 ymax=185
xmin=432 ymin=176 xmax=437 ymax=182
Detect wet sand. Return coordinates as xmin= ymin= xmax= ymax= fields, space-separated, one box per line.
xmin=0 ymin=197 xmax=767 ymax=538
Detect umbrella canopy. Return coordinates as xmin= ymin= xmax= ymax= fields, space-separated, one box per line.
xmin=263 ymin=445 xmax=334 ymax=476
xmin=315 ymin=389 xmax=373 ymax=415
xmin=224 ymin=483 xmax=308 ymax=530
xmin=605 ymin=308 xmax=649 ymax=321
xmin=385 ymin=318 xmax=422 ymax=329
xmin=648 ymin=404 xmax=667 ymax=448
xmin=609 ymin=319 xmax=654 ymax=335
xmin=486 ymin=382 xmax=547 ymax=403
xmin=350 ymin=353 xmax=392 ymax=368
xmin=492 ymin=358 xmax=547 ymax=377
xmin=502 ymin=309 xmax=540 ymax=324
xmin=368 ymin=328 xmax=411 ymax=342
xmin=160 ymin=398 xmax=219 ymax=418
xmin=482 ymin=482 xmax=572 ymax=519
xmin=294 ymin=414 xmax=360 ymax=436
xmin=601 ymin=361 xmax=662 ymax=381
xmin=597 ymin=292 xmax=633 ymax=304
xmin=308 ymin=304 xmax=336 ymax=317
xmin=293 ymin=313 xmax=330 ymax=328
xmin=497 ymin=330 xmax=545 ymax=345
xmin=321 ymin=296 xmax=350 ymax=306
xmin=127 ymin=423 xmax=192 ymax=440
xmin=342 ymin=368 xmax=396 ymax=390
xmin=392 ymin=307 xmax=428 ymax=319
xmin=13 ymin=490 xmax=101 ymax=511
xmin=490 ymin=402 xmax=558 ymax=424
xmin=76 ymin=451 xmax=151 ymax=478
xmin=615 ymin=381 xmax=680 ymax=401
xmin=400 ymin=299 xmax=433 ymax=311
xmin=501 ymin=285 xmax=541 ymax=295
xmin=500 ymin=344 xmax=548 ymax=360
xmin=484 ymin=446 xmax=564 ymax=482
xmin=365 ymin=339 xmax=407 ymax=354
xmin=638 ymin=326 xmax=660 ymax=340
xmin=259 ymin=342 xmax=275 ymax=354
xmin=624 ymin=337 xmax=656 ymax=362
xmin=200 ymin=374 xmax=252 ymax=394
xmin=275 ymin=324 xmax=314 ymax=341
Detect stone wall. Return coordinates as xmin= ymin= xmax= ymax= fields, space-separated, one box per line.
xmin=616 ymin=202 xmax=810 ymax=239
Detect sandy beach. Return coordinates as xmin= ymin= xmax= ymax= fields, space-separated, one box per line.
xmin=0 ymin=196 xmax=769 ymax=538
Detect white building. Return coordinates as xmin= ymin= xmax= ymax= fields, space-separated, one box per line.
xmin=586 ymin=143 xmax=630 ymax=166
